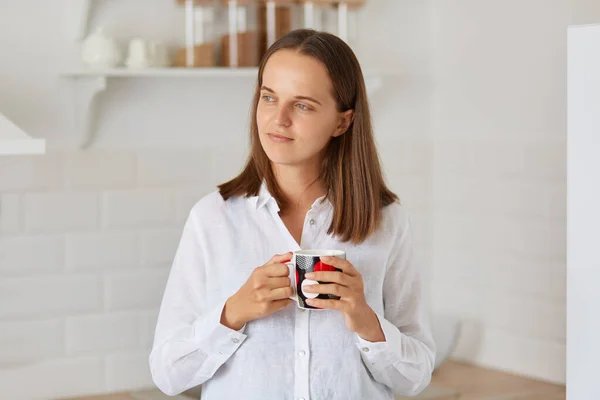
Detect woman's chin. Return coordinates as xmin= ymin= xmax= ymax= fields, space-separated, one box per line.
xmin=266 ymin=155 xmax=297 ymax=166
xmin=263 ymin=148 xmax=298 ymax=165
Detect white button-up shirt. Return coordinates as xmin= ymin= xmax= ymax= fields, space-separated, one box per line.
xmin=149 ymin=183 xmax=436 ymax=400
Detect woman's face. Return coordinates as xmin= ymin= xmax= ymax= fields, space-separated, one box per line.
xmin=256 ymin=50 xmax=353 ymax=169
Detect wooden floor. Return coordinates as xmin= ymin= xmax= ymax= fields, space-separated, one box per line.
xmin=63 ymin=360 xmax=566 ymax=400
xmin=420 ymin=360 xmax=565 ymax=400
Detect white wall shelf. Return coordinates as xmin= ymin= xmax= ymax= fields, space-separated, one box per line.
xmin=65 ymin=2 xmax=384 ymax=149
xmin=63 ymin=67 xmax=261 ymax=78
xmin=60 ymin=67 xmax=385 ymax=149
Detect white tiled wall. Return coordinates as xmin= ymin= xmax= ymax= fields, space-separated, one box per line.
xmin=0 ymin=151 xmax=218 ymax=399
xmin=427 ymin=0 xmax=600 ymax=384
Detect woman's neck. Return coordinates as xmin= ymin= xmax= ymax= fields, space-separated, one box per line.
xmin=272 ymin=163 xmax=326 ymax=214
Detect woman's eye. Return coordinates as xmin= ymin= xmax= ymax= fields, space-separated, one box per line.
xmin=262 ymin=95 xmax=274 ymax=102
xmin=296 ymin=103 xmax=310 ymax=111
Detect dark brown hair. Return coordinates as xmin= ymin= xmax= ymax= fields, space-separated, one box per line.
xmin=218 ymin=29 xmax=398 ymax=244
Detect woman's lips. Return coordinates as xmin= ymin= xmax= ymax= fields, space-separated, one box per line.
xmin=267 ymin=133 xmax=294 ymax=143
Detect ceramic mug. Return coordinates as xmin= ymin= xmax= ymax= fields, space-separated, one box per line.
xmin=125 ymin=38 xmax=151 ymax=68
xmin=285 ymin=249 xmax=345 ymax=310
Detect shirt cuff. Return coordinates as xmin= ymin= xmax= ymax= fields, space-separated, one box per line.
xmin=355 ymin=313 xmax=401 ymax=368
xmin=193 ymin=298 xmax=248 ymax=362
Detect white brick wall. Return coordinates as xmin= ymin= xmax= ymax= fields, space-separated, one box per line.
xmin=63 ymin=151 xmax=137 ymax=189
xmin=105 ymin=350 xmax=153 ymax=392
xmin=103 ymin=189 xmax=175 ymax=229
xmin=0 ymin=155 xmax=63 ymax=191
xmin=0 ymin=148 xmax=211 ymax=399
xmin=430 ymin=0 xmax=577 ymax=384
xmin=24 ymin=192 xmax=99 ymax=233
xmin=66 ymin=231 xmax=139 ymax=271
xmin=175 ymin=186 xmax=213 ymax=222
xmin=0 ymin=319 xmax=64 ymax=365
xmin=0 ymin=194 xmax=20 ymax=234
xmin=0 ymin=275 xmax=103 ymax=318
xmin=140 ymin=228 xmax=182 ymax=266
xmin=105 ymin=350 xmax=155 ymax=393
xmin=0 ymin=236 xmax=64 ymax=275
xmin=138 ymin=309 xmax=160 ymax=349
xmin=432 ymin=140 xmax=566 ymax=383
xmin=0 ymin=356 xmax=105 ymax=400
xmin=451 ymin=321 xmax=566 ymax=383
xmin=66 ymin=312 xmax=140 ymax=355
xmin=104 ymin=269 xmax=170 ymax=311
xmin=137 ymin=150 xmax=212 ymax=186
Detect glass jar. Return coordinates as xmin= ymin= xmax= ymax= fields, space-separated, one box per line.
xmin=219 ymin=0 xmax=262 ymax=67
xmin=296 ymin=0 xmax=331 ymax=30
xmin=175 ymin=0 xmax=219 ymax=67
xmin=258 ymin=0 xmax=295 ymax=55
xmin=333 ymin=0 xmax=364 ymax=44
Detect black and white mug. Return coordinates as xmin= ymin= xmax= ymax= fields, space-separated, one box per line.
xmin=285 ymin=249 xmax=345 ymax=310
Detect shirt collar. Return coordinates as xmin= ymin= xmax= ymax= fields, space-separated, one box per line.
xmin=254 ymin=180 xmax=273 ymax=210
xmin=250 ymin=180 xmax=331 ymax=212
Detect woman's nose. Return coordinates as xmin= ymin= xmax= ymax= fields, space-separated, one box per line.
xmin=274 ymin=105 xmax=291 ymax=127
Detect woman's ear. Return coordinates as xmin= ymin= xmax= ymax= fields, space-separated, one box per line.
xmin=332 ymin=109 xmax=355 ymax=137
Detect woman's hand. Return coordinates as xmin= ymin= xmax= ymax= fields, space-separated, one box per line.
xmin=221 ymin=252 xmax=294 ymax=330
xmin=303 ymin=256 xmax=386 ymax=342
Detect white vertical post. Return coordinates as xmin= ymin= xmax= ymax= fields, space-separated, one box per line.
xmin=228 ymin=0 xmax=239 ymax=67
xmin=266 ymin=0 xmax=276 ymax=49
xmin=185 ymin=0 xmax=195 ymax=67
xmin=567 ymin=23 xmax=600 ymax=400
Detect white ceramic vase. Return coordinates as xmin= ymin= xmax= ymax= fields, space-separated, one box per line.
xmin=81 ymin=27 xmax=122 ymax=68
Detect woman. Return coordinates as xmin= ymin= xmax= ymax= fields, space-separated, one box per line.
xmin=149 ymin=29 xmax=435 ymax=400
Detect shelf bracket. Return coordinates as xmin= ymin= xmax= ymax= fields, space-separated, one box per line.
xmin=68 ymin=76 xmax=107 ymax=149
xmin=70 ymin=0 xmax=92 ymax=41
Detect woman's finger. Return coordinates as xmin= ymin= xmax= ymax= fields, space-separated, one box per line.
xmin=266 ymin=276 xmax=292 ymax=289
xmin=268 ymin=286 xmax=295 ymax=301
xmin=319 ymin=256 xmax=359 ymax=277
xmin=305 ymin=271 xmax=351 ymax=286
xmin=265 ymin=252 xmax=294 ymax=266
xmin=262 ymin=262 xmax=292 ymax=277
xmin=302 ymin=283 xmax=351 ymax=298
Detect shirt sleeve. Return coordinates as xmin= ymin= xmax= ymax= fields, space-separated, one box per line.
xmin=149 ymin=207 xmax=248 ymax=396
xmin=354 ymin=207 xmax=436 ymax=396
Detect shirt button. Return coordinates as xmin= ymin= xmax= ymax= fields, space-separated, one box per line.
xmin=298 ymin=350 xmax=306 ymax=356
xmin=309 ymin=218 xmax=315 ymax=225
xmin=362 ymin=347 xmax=370 ymax=353
xmin=232 ymin=338 xmax=240 ymax=344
